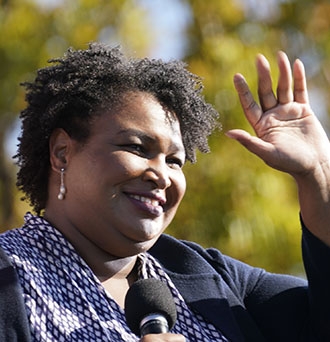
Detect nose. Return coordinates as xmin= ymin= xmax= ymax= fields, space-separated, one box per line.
xmin=143 ymin=157 xmax=171 ymax=189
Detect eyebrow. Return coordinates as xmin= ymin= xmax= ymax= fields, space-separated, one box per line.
xmin=117 ymin=128 xmax=185 ymax=154
xmin=116 ymin=129 xmax=154 ymax=142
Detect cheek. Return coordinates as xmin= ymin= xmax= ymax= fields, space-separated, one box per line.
xmin=172 ymin=171 xmax=187 ymax=204
xmin=88 ymin=151 xmax=144 ymax=181
xmin=111 ymin=154 xmax=146 ymax=178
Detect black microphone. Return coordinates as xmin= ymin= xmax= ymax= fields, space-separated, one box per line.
xmin=124 ymin=278 xmax=177 ymax=337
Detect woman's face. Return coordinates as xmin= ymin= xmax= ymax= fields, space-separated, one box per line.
xmin=62 ymin=92 xmax=186 ymax=257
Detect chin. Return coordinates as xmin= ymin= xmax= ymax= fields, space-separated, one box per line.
xmin=133 ymin=220 xmax=165 ymax=241
xmin=134 ymin=230 xmax=162 ymax=250
xmin=119 ymin=239 xmax=158 ymax=258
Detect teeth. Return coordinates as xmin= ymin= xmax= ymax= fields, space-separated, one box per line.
xmin=130 ymin=194 xmax=160 ymax=207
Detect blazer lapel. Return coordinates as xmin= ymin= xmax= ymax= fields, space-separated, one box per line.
xmin=150 ymin=234 xmax=250 ymax=341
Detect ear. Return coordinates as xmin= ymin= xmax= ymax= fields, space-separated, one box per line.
xmin=49 ymin=128 xmax=72 ymax=172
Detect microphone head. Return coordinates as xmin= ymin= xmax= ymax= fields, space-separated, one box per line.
xmin=124 ymin=278 xmax=177 ymax=336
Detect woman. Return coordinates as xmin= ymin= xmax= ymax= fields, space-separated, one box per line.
xmin=0 ymin=43 xmax=329 ymax=341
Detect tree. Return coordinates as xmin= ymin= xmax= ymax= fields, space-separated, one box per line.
xmin=2 ymin=0 xmax=330 ymax=274
xmin=167 ymin=0 xmax=330 ymax=274
xmin=0 ymin=0 xmax=153 ymax=230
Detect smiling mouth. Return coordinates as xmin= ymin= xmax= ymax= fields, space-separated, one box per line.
xmin=129 ymin=194 xmax=162 ymax=207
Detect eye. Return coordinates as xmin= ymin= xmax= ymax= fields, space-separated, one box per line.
xmin=167 ymin=156 xmax=184 ymax=169
xmin=128 ymin=144 xmax=144 ymax=153
xmin=121 ymin=143 xmax=145 ymax=154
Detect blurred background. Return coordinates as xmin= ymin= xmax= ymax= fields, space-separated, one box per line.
xmin=1 ymin=0 xmax=330 ymax=275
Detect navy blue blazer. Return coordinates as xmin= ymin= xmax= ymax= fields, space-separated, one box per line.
xmin=150 ymin=225 xmax=329 ymax=341
xmin=0 ymin=224 xmax=329 ymax=341
xmin=0 ymin=246 xmax=31 ymax=342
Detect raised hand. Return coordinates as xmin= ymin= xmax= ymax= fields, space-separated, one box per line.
xmin=228 ymin=51 xmax=330 ymax=245
xmin=227 ymin=51 xmax=330 ymax=177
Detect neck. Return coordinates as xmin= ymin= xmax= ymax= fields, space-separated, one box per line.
xmin=96 ymin=255 xmax=138 ymax=282
xmin=43 ymin=211 xmax=138 ymax=282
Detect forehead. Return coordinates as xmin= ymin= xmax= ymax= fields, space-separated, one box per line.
xmin=117 ymin=91 xmax=177 ymax=123
xmin=93 ymin=91 xmax=184 ymax=146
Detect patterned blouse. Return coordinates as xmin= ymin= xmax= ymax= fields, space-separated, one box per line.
xmin=0 ymin=213 xmax=228 ymax=341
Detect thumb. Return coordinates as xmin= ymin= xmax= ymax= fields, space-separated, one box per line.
xmin=226 ymin=129 xmax=273 ymax=161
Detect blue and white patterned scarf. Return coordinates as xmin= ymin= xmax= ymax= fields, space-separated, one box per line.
xmin=0 ymin=213 xmax=228 ymax=341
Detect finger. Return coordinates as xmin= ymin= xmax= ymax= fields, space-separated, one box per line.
xmin=233 ymin=73 xmax=262 ymax=127
xmin=256 ymin=54 xmax=277 ymax=111
xmin=293 ymin=58 xmax=309 ymax=104
xmin=226 ymin=129 xmax=274 ymax=163
xmin=276 ymin=51 xmax=293 ymax=104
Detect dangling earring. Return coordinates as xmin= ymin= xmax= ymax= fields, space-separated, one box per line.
xmin=57 ymin=168 xmax=66 ymax=200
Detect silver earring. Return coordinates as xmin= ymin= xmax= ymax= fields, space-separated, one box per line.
xmin=57 ymin=168 xmax=66 ymax=200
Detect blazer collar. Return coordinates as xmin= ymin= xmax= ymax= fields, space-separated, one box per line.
xmin=149 ymin=234 xmax=264 ymax=341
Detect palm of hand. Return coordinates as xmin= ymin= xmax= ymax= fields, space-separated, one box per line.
xmin=228 ymin=52 xmax=330 ymax=177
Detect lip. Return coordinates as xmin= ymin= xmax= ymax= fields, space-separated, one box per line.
xmin=125 ymin=191 xmax=166 ymax=217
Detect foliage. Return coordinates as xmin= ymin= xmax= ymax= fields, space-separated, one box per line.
xmin=1 ymin=0 xmax=330 ymax=275
xmin=168 ymin=0 xmax=330 ymax=275
xmin=0 ymin=0 xmax=152 ymax=229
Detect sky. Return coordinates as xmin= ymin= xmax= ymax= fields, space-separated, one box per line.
xmin=8 ymin=0 xmax=327 ymax=154
xmin=32 ymin=0 xmax=191 ymax=60
xmin=137 ymin=0 xmax=191 ymax=60
xmin=5 ymin=0 xmax=191 ymax=157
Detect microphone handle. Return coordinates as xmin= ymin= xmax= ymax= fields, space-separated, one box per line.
xmin=140 ymin=313 xmax=169 ymax=336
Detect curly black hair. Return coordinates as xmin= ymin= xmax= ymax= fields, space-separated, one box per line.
xmin=16 ymin=42 xmax=220 ymax=214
